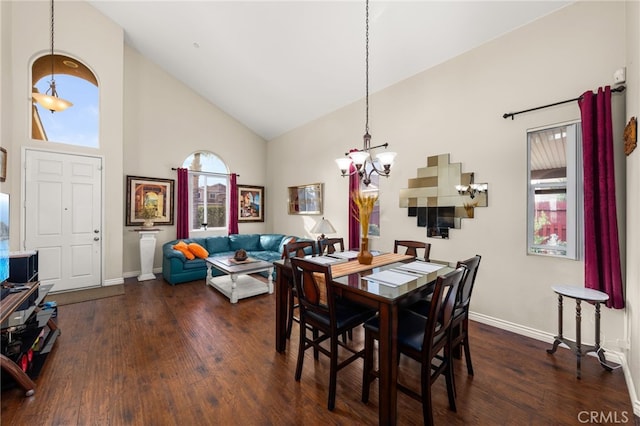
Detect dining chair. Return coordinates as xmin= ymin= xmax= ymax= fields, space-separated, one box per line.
xmin=290 ymin=257 xmax=377 ymax=411
xmin=319 ymin=237 xmax=345 ymax=255
xmin=362 ymin=266 xmax=466 ymax=425
xmin=283 ymin=241 xmax=318 ymax=339
xmin=409 ymin=255 xmax=481 ymax=375
xmin=394 ymin=240 xmax=431 ymax=261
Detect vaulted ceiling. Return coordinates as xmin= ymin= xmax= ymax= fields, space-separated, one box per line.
xmin=87 ymin=1 xmax=572 ymax=140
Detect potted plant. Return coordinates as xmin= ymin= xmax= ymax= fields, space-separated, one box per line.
xmin=140 ymin=205 xmax=158 ymax=228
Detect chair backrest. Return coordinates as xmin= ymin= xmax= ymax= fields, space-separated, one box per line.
xmin=455 ymin=255 xmax=482 ymax=310
xmin=290 ymin=257 xmax=335 ymax=320
xmin=394 ymin=240 xmax=431 ymax=261
xmin=283 ymin=240 xmax=318 ymax=259
xmin=319 ymin=237 xmax=345 ymax=255
xmin=422 ymin=266 xmax=465 ymax=351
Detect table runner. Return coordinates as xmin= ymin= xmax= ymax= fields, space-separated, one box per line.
xmin=331 ymin=253 xmax=413 ymax=278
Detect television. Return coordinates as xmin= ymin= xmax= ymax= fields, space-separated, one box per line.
xmin=0 ymin=192 xmax=9 ymax=284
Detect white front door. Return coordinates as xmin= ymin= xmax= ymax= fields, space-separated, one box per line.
xmin=25 ymin=150 xmax=102 ymax=292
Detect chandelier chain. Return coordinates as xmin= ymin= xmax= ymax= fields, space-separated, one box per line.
xmin=50 ymin=0 xmax=55 ymax=78
xmin=365 ymin=0 xmax=369 ymax=135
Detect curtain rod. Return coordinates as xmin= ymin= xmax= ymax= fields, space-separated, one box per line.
xmin=502 ymin=85 xmax=626 ymax=120
xmin=171 ymin=167 xmax=239 ymax=177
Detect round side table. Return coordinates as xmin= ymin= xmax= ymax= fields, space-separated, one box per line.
xmin=547 ymin=285 xmax=614 ymax=379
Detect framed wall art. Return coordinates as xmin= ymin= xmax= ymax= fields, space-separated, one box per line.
xmin=126 ymin=175 xmax=174 ymax=226
xmin=288 ymin=183 xmax=323 ymax=215
xmin=0 ymin=147 xmax=6 ymax=182
xmin=238 ymin=185 xmax=264 ymax=222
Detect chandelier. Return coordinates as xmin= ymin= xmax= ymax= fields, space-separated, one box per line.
xmin=335 ymin=0 xmax=396 ymax=187
xmin=31 ymin=0 xmax=73 ymax=113
xmin=455 ymin=173 xmax=488 ymax=199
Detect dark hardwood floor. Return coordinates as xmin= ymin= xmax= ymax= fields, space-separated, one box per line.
xmin=1 ymin=276 xmax=634 ymax=425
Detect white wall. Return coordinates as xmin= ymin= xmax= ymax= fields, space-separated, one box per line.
xmin=268 ymin=0 xmax=629 ymax=375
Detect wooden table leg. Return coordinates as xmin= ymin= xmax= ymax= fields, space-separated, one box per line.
xmin=275 ymin=266 xmax=287 ymax=352
xmin=377 ymin=304 xmax=398 ymax=425
xmin=547 ymin=294 xmax=564 ymax=355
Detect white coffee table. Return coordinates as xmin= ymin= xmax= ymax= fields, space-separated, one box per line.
xmin=205 ymin=257 xmax=274 ymax=303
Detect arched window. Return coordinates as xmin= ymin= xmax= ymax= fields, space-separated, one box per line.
xmin=31 ymin=54 xmax=99 ymax=148
xmin=182 ymin=152 xmax=229 ymax=232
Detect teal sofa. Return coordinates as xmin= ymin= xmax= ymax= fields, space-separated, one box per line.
xmin=162 ymin=233 xmax=309 ymax=285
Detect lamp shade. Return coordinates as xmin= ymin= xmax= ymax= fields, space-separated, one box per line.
xmin=32 ymin=91 xmax=73 ymax=112
xmin=335 ymin=157 xmax=353 ymax=174
xmin=375 ymin=151 xmax=397 ymax=166
xmin=349 ymin=151 xmax=370 ymax=166
xmin=311 ymin=217 xmax=336 ymax=235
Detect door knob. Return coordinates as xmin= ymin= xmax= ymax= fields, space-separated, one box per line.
xmin=94 ymin=237 xmax=100 ymax=241
xmin=94 ymin=229 xmax=99 ymax=233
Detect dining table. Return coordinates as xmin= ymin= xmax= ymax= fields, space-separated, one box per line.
xmin=273 ymin=252 xmax=453 ymax=426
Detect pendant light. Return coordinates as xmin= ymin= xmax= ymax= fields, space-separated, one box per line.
xmin=335 ymin=0 xmax=396 ymax=186
xmin=32 ymin=0 xmax=72 ymax=113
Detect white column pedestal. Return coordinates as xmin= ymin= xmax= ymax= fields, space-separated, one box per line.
xmin=137 ymin=230 xmax=159 ymax=281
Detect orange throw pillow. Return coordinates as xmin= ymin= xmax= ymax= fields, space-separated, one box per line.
xmin=188 ymin=243 xmax=209 ymax=259
xmin=173 ymin=241 xmax=195 ymax=260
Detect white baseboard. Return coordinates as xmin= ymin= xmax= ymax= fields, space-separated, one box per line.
xmin=123 ymin=267 xmax=163 ymax=280
xmin=469 ymin=311 xmax=638 ymax=418
xmin=103 ymin=277 xmax=124 ymax=286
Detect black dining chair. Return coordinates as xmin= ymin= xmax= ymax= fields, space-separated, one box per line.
xmin=394 ymin=240 xmax=431 ymax=261
xmin=319 ymin=237 xmax=345 ymax=255
xmin=409 ymin=255 xmax=481 ymax=375
xmin=362 ymin=266 xmax=466 ymax=425
xmin=290 ymin=257 xmax=377 ymax=411
xmin=283 ymin=240 xmax=318 ymax=339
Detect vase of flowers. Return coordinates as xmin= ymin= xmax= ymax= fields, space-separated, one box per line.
xmin=140 ymin=205 xmax=158 ymax=228
xmin=352 ymin=191 xmax=378 ymax=265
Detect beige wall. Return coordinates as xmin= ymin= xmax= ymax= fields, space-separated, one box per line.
xmin=121 ymin=45 xmax=268 ymax=275
xmin=0 ymin=0 xmax=268 ymax=281
xmin=2 ymin=0 xmax=125 ymax=284
xmin=2 ymin=0 xmax=639 ymax=416
xmin=624 ymin=0 xmax=640 ymax=415
xmin=269 ymin=0 xmax=633 ymax=402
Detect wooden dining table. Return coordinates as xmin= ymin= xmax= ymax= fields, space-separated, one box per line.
xmin=273 ymin=252 xmax=453 ymax=425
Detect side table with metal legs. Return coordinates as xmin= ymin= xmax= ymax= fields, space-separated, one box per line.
xmin=547 ymin=285 xmax=614 ymax=379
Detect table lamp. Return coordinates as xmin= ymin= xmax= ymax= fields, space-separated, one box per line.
xmin=311 ymin=217 xmax=336 ymax=240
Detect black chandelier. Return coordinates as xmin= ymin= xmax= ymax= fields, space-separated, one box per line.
xmin=335 ymin=0 xmax=396 ymax=186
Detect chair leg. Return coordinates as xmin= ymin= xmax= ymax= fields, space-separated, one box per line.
xmin=463 ymin=319 xmax=474 ymax=376
xmin=445 ymin=346 xmax=457 ymax=412
xmin=313 ymin=329 xmax=320 ymax=359
xmin=421 ymin=363 xmax=434 ymax=426
xmin=452 ymin=322 xmax=463 ymax=359
xmin=286 ymin=289 xmax=294 ymax=339
xmin=295 ymin=319 xmax=306 ymax=381
xmin=362 ymin=329 xmax=373 ymax=403
xmin=328 ymin=334 xmax=338 ymax=411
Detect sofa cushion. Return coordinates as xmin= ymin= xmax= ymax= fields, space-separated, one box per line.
xmin=206 ymin=236 xmax=231 ymax=254
xmin=229 ymin=234 xmax=260 ymax=251
xmin=173 ymin=241 xmax=195 ymax=260
xmin=278 ymin=236 xmax=297 ymax=254
xmin=188 ymin=242 xmax=209 ymax=259
xmin=182 ymin=258 xmax=207 ymax=270
xmin=260 ymin=234 xmax=285 ymax=252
